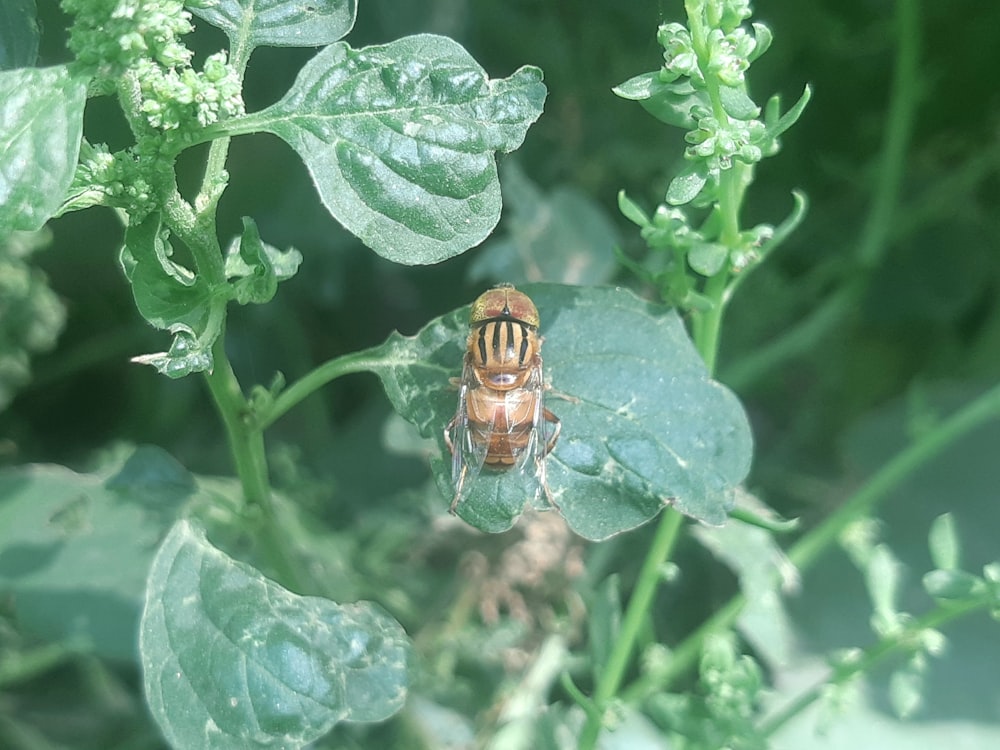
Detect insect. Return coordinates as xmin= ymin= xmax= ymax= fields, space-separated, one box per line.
xmin=444 ymin=284 xmax=560 ymax=513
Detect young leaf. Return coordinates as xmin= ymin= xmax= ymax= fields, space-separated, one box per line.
xmin=0 ymin=64 xmax=87 ymax=232
xmin=141 ymin=519 xmax=409 ymax=750
xmin=0 ymin=447 xmax=195 ymax=661
xmin=224 ymin=216 xmax=303 ymax=305
xmin=0 ymin=0 xmax=39 ymax=70
xmin=928 ymin=512 xmax=960 ymax=570
xmin=889 ymin=653 xmax=926 ymax=719
xmin=121 ymin=215 xmax=221 ymax=377
xmin=191 ymin=0 xmax=357 ymax=51
xmin=365 ymin=284 xmax=752 ymax=540
xmin=613 ymin=75 xmax=703 ymax=130
xmin=665 ymin=164 xmax=708 ymax=206
xmin=229 ymin=35 xmax=547 ymax=265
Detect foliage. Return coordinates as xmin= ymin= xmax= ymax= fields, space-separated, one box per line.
xmin=1 ymin=0 xmax=999 ymax=749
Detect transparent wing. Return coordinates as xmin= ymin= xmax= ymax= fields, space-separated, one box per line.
xmin=507 ymin=361 xmax=551 ymax=508
xmin=447 ymin=358 xmax=490 ymax=508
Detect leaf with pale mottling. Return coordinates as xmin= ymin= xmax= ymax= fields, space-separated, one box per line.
xmin=230 ymin=35 xmax=546 ymax=265
xmin=141 ymin=520 xmax=409 ymax=749
xmin=364 ymin=283 xmax=752 ymax=540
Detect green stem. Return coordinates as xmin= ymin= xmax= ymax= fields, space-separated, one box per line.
xmin=578 ymin=509 xmax=685 ymax=750
xmin=639 ymin=380 xmax=1000 ymax=692
xmin=203 ymin=336 xmax=272 ymax=510
xmin=758 ymin=594 xmax=989 ymax=737
xmin=855 ymin=0 xmax=920 ymax=271
xmin=258 ymin=347 xmax=392 ymax=430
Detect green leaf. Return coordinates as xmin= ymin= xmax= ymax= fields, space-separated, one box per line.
xmin=888 ymin=654 xmax=926 ymax=719
xmin=0 ymin=65 xmax=88 ymax=233
xmin=923 ymin=568 xmax=984 ymax=600
xmin=613 ymin=74 xmax=703 ymax=129
xmin=0 ymin=0 xmax=38 ymax=70
xmin=688 ymin=241 xmax=729 ymax=276
xmin=0 ymin=447 xmax=195 ymax=661
xmin=121 ymin=214 xmax=220 ymax=377
xmin=864 ymin=544 xmax=904 ymax=635
xmin=468 ymin=162 xmax=619 ymax=285
xmin=718 ymin=85 xmax=760 ymax=120
xmin=928 ymin=513 xmax=960 ymax=570
xmin=224 ymin=217 xmax=303 ymax=305
xmin=748 ymin=23 xmax=772 ymax=63
xmin=761 ymin=84 xmax=811 ymax=155
xmin=141 ymin=519 xmax=409 ymax=749
xmin=192 ymin=0 xmax=357 ymax=50
xmin=665 ymin=163 xmax=708 ymax=206
xmin=617 ymin=190 xmax=651 ymax=228
xmin=366 ymin=283 xmax=752 ymax=540
xmin=234 ymin=35 xmax=547 ymax=265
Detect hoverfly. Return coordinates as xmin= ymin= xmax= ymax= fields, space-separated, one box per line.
xmin=444 ymin=284 xmax=560 ymax=513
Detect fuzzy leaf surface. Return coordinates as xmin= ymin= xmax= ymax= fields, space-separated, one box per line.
xmin=0 ymin=65 xmax=86 ymax=232
xmin=366 ymin=284 xmax=752 ymax=539
xmin=141 ymin=520 xmax=409 ymax=750
xmin=192 ymin=0 xmax=356 ymax=50
xmin=235 ymin=35 xmax=546 ymax=265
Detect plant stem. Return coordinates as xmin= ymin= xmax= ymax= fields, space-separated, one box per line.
xmin=639 ymin=380 xmax=1000 ymax=692
xmin=203 ymin=336 xmax=272 ymax=511
xmin=578 ymin=508 xmax=685 ymax=750
xmin=758 ymin=594 xmax=989 ymax=737
xmin=258 ymin=347 xmax=393 ymax=429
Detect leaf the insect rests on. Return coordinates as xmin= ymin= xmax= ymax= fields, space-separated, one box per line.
xmin=0 ymin=64 xmax=87 ymax=233
xmin=229 ymin=35 xmax=547 ymax=265
xmin=191 ymin=0 xmax=357 ymax=51
xmin=141 ymin=520 xmax=409 ymax=750
xmin=366 ymin=284 xmax=753 ymax=540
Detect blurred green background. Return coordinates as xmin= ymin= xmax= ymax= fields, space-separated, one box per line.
xmin=2 ymin=0 xmax=999 ymax=746
xmin=5 ymin=0 xmax=998 ymax=505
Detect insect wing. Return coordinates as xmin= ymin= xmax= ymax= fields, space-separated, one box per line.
xmin=448 ymin=359 xmax=490 ymax=506
xmin=501 ymin=361 xmax=551 ymax=508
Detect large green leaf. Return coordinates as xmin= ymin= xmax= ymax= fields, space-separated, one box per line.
xmin=366 ymin=283 xmax=752 ymax=540
xmin=229 ymin=35 xmax=547 ymax=265
xmin=191 ymin=0 xmax=356 ymax=50
xmin=141 ymin=519 xmax=409 ymax=749
xmin=0 ymin=446 xmax=196 ymax=661
xmin=0 ymin=0 xmax=38 ymax=70
xmin=0 ymin=64 xmax=87 ymax=233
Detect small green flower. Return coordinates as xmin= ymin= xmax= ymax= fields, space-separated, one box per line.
xmin=137 ymin=53 xmax=244 ymax=132
xmin=657 ymin=23 xmax=701 ymax=85
xmin=686 ymin=112 xmax=764 ymax=172
xmin=707 ymin=28 xmax=755 ymax=87
xmin=62 ymin=0 xmax=193 ymax=76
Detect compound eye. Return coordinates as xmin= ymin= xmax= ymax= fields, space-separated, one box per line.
xmin=488 ymin=372 xmax=518 ymax=387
